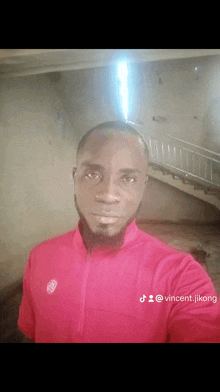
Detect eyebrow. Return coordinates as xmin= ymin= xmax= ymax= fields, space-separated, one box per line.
xmin=81 ymin=161 xmax=141 ymax=174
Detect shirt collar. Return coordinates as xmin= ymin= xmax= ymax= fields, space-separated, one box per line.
xmin=72 ymin=219 xmax=139 ymax=256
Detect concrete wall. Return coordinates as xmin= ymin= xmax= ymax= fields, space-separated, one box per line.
xmin=0 ymin=74 xmax=77 ymax=290
xmin=1 ymin=64 xmax=220 ymax=291
xmin=134 ymin=55 xmax=220 ymax=153
xmin=52 ymin=55 xmax=220 ymax=151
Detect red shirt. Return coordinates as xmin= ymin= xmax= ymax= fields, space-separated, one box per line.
xmin=18 ymin=220 xmax=220 ymax=342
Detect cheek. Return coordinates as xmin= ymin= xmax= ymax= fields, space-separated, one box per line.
xmin=125 ymin=192 xmax=144 ymax=211
xmin=74 ymin=179 xmax=94 ymax=212
xmin=125 ymin=182 xmax=145 ymax=201
xmin=75 ymin=177 xmax=91 ymax=195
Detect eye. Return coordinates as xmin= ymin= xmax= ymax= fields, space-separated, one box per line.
xmin=121 ymin=175 xmax=137 ymax=183
xmin=85 ymin=171 xmax=101 ymax=179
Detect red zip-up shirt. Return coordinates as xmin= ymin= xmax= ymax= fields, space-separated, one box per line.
xmin=18 ymin=220 xmax=220 ymax=342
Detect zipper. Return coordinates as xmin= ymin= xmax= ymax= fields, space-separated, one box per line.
xmin=78 ymin=250 xmax=91 ymax=334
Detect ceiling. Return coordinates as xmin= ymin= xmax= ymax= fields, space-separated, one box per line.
xmin=1 ymin=49 xmax=220 ymax=79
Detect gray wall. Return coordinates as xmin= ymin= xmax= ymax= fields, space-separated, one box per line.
xmin=135 ymin=55 xmax=220 ymax=152
xmin=0 ymin=74 xmax=77 ymax=290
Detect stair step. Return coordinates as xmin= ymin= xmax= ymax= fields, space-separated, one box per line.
xmin=151 ymin=165 xmax=162 ymax=171
xmin=204 ymin=189 xmax=220 ymax=195
xmin=149 ymin=163 xmax=220 ymax=200
xmin=162 ymin=170 xmax=170 ymax=175
xmin=194 ymin=185 xmax=206 ymax=191
xmin=182 ymin=179 xmax=195 ymax=185
xmin=172 ymin=174 xmax=180 ymax=180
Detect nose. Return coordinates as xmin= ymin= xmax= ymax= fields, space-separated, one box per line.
xmin=95 ymin=176 xmax=120 ymax=204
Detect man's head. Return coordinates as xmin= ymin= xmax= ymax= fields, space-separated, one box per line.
xmin=73 ymin=121 xmax=149 ymax=251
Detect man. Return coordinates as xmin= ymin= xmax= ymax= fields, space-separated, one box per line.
xmin=18 ymin=120 xmax=220 ymax=343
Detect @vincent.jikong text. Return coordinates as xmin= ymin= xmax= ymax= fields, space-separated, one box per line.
xmin=140 ymin=294 xmax=218 ymax=303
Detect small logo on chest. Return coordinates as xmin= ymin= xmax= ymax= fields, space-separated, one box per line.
xmin=47 ymin=279 xmax=58 ymax=294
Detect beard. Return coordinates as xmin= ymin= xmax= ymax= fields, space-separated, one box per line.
xmin=74 ymin=194 xmax=142 ymax=253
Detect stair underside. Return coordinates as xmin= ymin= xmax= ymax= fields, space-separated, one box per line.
xmin=148 ymin=162 xmax=220 ymax=210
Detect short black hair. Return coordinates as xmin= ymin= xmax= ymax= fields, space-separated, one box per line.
xmin=77 ymin=120 xmax=149 ymax=164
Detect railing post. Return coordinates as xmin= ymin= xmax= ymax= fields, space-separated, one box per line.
xmin=180 ymin=149 xmax=182 ymax=170
xmin=162 ymin=142 xmax=165 ymax=162
xmin=174 ymin=146 xmax=176 ymax=165
xmin=156 ymin=141 xmax=159 ymax=160
xmin=149 ymin=137 xmax=152 ymax=159
xmin=186 ymin=151 xmax=189 ymax=172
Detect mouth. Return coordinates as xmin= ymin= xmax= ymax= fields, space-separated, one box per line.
xmin=91 ymin=213 xmax=120 ymax=224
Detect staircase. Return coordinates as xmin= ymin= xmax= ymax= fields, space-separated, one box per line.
xmin=128 ymin=122 xmax=220 ymax=210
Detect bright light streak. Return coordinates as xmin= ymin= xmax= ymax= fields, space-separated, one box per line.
xmin=118 ymin=61 xmax=128 ymax=121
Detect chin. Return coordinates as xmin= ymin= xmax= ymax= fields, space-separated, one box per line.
xmin=90 ymin=223 xmax=121 ymax=237
xmin=99 ymin=228 xmax=120 ymax=237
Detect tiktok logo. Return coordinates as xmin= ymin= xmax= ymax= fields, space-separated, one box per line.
xmin=140 ymin=295 xmax=154 ymax=302
xmin=140 ymin=295 xmax=147 ymax=302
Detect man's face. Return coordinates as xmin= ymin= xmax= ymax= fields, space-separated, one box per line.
xmin=73 ymin=129 xmax=148 ymax=237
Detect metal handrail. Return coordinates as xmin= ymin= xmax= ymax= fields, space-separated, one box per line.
xmin=126 ymin=121 xmax=220 ymax=185
xmin=163 ymin=134 xmax=220 ymax=157
xmin=146 ymin=135 xmax=220 ymax=187
xmin=149 ymin=137 xmax=220 ymax=164
xmin=146 ymin=130 xmax=220 ymax=157
xmin=127 ymin=121 xmax=220 ymax=158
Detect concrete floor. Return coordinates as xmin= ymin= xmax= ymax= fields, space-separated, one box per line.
xmin=1 ymin=221 xmax=220 ymax=342
xmin=136 ymin=221 xmax=220 ymax=297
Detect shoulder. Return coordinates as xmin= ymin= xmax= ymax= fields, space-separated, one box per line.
xmin=29 ymin=229 xmax=76 ymax=259
xmin=136 ymin=226 xmax=188 ymax=262
xmin=136 ymin=226 xmax=206 ymax=277
xmin=136 ymin=228 xmax=215 ymax=294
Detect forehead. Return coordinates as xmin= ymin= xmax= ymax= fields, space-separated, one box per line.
xmin=78 ymin=129 xmax=147 ymax=167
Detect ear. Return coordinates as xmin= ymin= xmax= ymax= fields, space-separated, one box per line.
xmin=73 ymin=167 xmax=77 ymax=179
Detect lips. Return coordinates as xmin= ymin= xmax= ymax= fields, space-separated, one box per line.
xmin=91 ymin=213 xmax=120 ymax=218
xmin=92 ymin=215 xmax=120 ymax=224
xmin=91 ymin=213 xmax=121 ymax=224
